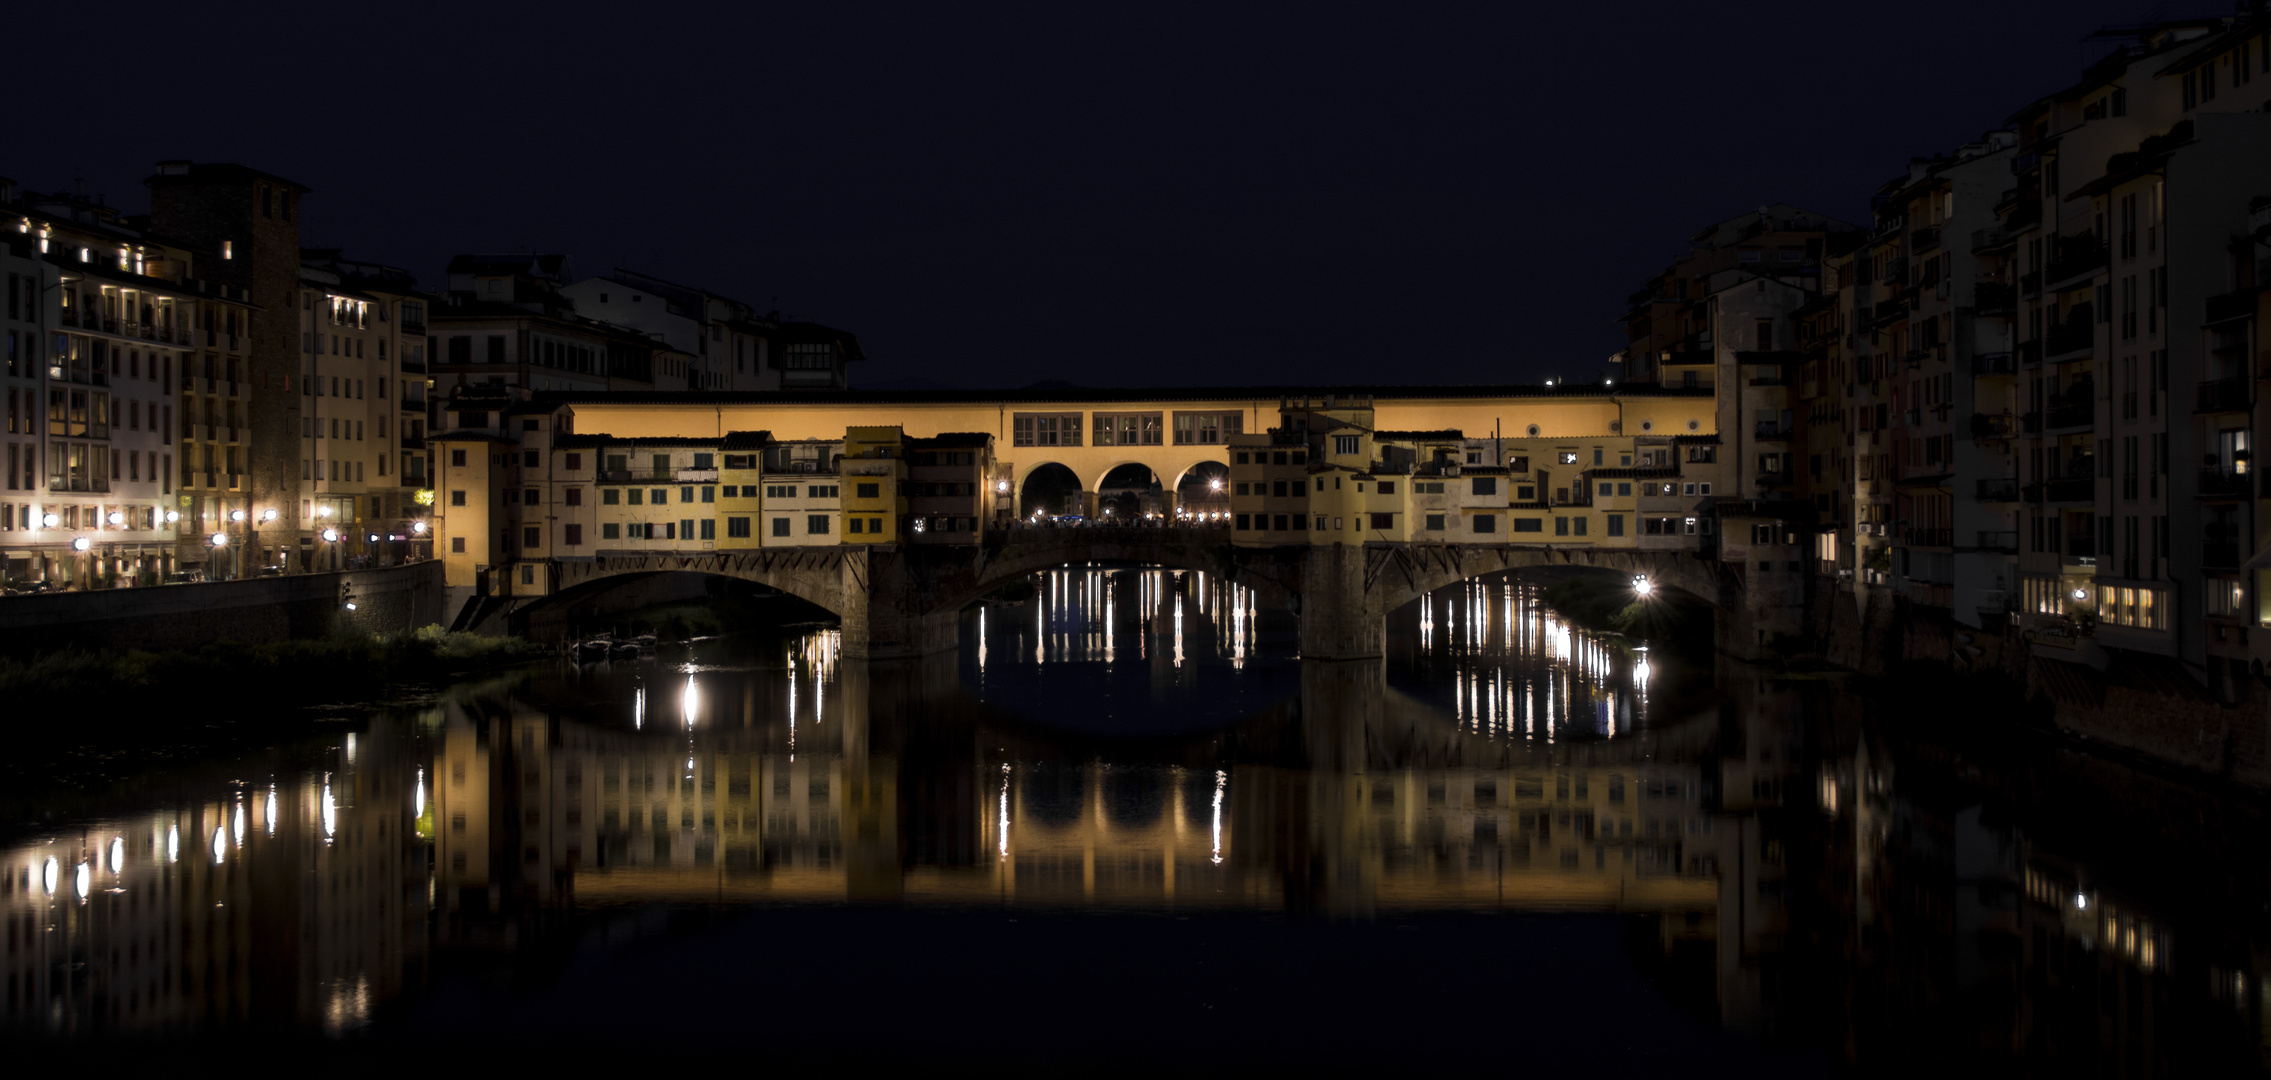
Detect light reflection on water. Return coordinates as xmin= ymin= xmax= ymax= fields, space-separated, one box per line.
xmin=1 ymin=567 xmax=2266 ymax=1074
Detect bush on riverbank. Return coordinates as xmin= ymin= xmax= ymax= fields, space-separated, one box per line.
xmin=1539 ymin=575 xmax=1712 ymax=656
xmin=0 ymin=626 xmax=545 ymax=716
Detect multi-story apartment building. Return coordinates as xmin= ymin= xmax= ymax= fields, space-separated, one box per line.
xmin=297 ymin=250 xmax=435 ymax=570
xmin=2 ymin=176 xmax=264 ymax=587
xmin=559 ymin=268 xmax=862 ymax=392
xmin=146 ymin=161 xmax=312 ymax=580
xmin=1985 ymin=17 xmax=2271 ymax=690
xmin=429 ymin=255 xmax=664 ymax=395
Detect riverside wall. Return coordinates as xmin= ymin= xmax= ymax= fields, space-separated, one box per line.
xmin=1785 ymin=582 xmax=2271 ymax=789
xmin=0 ymin=561 xmax=445 ymax=655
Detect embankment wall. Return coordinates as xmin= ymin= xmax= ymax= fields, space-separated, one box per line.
xmin=0 ymin=561 xmax=445 ymax=654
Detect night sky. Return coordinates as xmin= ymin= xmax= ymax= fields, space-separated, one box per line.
xmin=14 ymin=2 xmax=2166 ymax=389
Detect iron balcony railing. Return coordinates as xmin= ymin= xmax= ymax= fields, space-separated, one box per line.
xmin=1972 ymin=351 xmax=2017 ymax=376
xmin=1910 ymin=226 xmax=1941 ymax=252
xmin=2046 ymin=400 xmax=2093 ymax=430
xmin=2045 ymin=308 xmax=2095 ymax=356
xmin=2196 ymin=376 xmax=2250 ymax=412
xmin=1905 ymin=527 xmax=1953 ymax=548
xmin=1969 ymin=530 xmax=2019 ymax=553
xmin=2045 ymin=233 xmax=2108 ymax=286
xmin=2197 ymin=467 xmax=2251 ymax=498
xmin=1975 ymin=477 xmax=2020 ymax=501
xmin=1970 ymin=413 xmax=2017 ymax=440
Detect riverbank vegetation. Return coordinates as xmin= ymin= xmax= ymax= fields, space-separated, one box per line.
xmin=0 ymin=625 xmax=546 ymax=718
xmin=1538 ymin=574 xmax=1713 ymax=658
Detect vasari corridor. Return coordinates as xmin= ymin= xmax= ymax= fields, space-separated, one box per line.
xmin=8 ymin=3 xmax=2271 ymax=1075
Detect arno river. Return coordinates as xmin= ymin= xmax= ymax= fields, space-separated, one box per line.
xmin=5 ymin=567 xmax=2268 ymax=1074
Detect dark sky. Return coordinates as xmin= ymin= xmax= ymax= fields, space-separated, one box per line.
xmin=13 ymin=2 xmax=2174 ymax=389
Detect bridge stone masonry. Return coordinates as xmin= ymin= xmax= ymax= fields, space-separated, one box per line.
xmin=535 ymin=531 xmax=1742 ymax=659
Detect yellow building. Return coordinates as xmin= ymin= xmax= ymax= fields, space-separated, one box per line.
xmin=839 ymin=425 xmax=905 ymax=543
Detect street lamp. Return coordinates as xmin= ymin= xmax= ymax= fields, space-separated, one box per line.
xmin=229 ymin=510 xmax=246 ymax=523
xmin=209 ymin=532 xmax=228 ymax=548
xmin=1632 ymin=574 xmax=1653 ymax=598
xmin=71 ymin=537 xmax=91 ymax=552
xmin=40 ymin=512 xmax=57 ymax=528
xmin=261 ymin=509 xmax=277 ymax=523
xmin=1209 ymin=477 xmax=1223 ymax=491
xmin=410 ymin=521 xmax=426 ymax=534
xmin=321 ymin=528 xmax=339 ymax=543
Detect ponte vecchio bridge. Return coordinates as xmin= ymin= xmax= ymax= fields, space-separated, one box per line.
xmin=438 ymin=383 xmax=1755 ymax=657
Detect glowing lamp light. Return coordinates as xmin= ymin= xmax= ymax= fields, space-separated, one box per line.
xmin=209 ymin=532 xmax=228 ymax=547
xmin=261 ymin=509 xmax=278 ymax=522
xmin=996 ymin=480 xmax=1010 ymax=493
xmin=71 ymin=537 xmax=91 ymax=552
xmin=367 ymin=533 xmax=379 ymax=543
xmin=317 ymin=505 xmax=333 ymax=518
xmin=106 ymin=511 xmax=124 ymax=525
xmin=164 ymin=510 xmax=179 ymax=523
xmin=41 ymin=856 xmax=58 ymax=896
xmin=229 ymin=509 xmax=246 ymax=523
xmin=1632 ymin=575 xmax=1653 ymax=597
xmin=40 ymin=512 xmax=58 ymax=528
xmin=166 ymin=826 xmax=179 ymax=863
xmin=410 ymin=521 xmax=427 ymax=534
xmin=1209 ymin=478 xmax=1223 ymax=491
xmin=72 ymin=861 xmax=89 ymax=900
xmin=2071 ymin=588 xmax=2088 ymax=601
xmin=107 ymin=837 xmax=124 ymax=874
xmin=344 ymin=602 xmax=357 ymax=611
xmin=321 ymin=528 xmax=339 ymax=543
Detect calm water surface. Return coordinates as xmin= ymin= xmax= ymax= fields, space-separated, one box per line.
xmin=5 ymin=567 xmax=2266 ymax=1074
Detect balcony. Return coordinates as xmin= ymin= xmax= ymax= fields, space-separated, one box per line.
xmin=2044 ymin=309 xmax=2095 ymax=357
xmin=1910 ymin=226 xmax=1941 ymax=253
xmin=400 ymin=433 xmax=424 ymax=449
xmin=1873 ymin=214 xmax=1906 ymax=241
xmin=2044 ymin=234 xmax=2108 ymax=287
xmin=1881 ymin=257 xmax=1911 ymax=286
xmin=2196 ymin=376 xmax=2250 ymax=413
xmin=47 ymin=477 xmax=111 ymax=494
xmin=2018 ymin=339 xmax=2041 ymax=367
xmin=2205 ymin=288 xmax=2258 ymax=326
xmin=1905 ymin=527 xmax=1953 ymax=548
xmin=399 ymin=358 xmax=427 ymax=375
xmin=1971 ymin=225 xmax=2011 ymax=253
xmin=1972 ymin=281 xmax=2014 ymax=315
xmin=1970 ymin=413 xmax=2017 ymax=440
xmin=2197 ymin=467 xmax=2251 ymax=498
xmin=2022 ymin=411 xmax=2042 ymax=434
xmin=599 ymin=469 xmax=676 ymax=483
xmin=2203 ymin=542 xmax=2242 ymax=569
xmin=1972 ymin=351 xmax=2017 ymax=376
xmin=1756 ymin=470 xmax=1793 ymax=487
xmin=2065 ymin=536 xmax=2097 ymax=566
xmin=675 ymin=468 xmax=720 ymax=482
xmin=1975 ymin=477 xmax=2020 ymax=501
xmin=1872 ymin=297 xmax=1910 ymax=325
xmin=2046 ymin=399 xmax=2094 ymax=431
xmin=2019 ymin=271 xmax=2041 ymax=297
xmin=1969 ymin=530 xmax=2019 ymax=554
xmin=2046 ymin=476 xmax=2094 ymax=502
xmin=1754 ymin=422 xmax=1791 ymax=440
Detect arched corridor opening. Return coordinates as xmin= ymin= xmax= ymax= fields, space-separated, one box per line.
xmin=1018 ymin=463 xmax=1084 ymax=519
xmin=1097 ymin=463 xmax=1162 ymax=521
xmin=1173 ymin=460 xmax=1230 ymax=519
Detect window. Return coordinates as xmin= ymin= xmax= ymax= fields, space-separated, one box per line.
xmin=523 ymin=526 xmax=540 ymax=547
xmin=450 ymin=537 xmax=466 ymax=553
xmin=450 ymin=449 xmax=467 ymax=467
xmin=1424 ymin=513 xmax=1445 ymax=531
xmin=1606 ymin=515 xmax=1624 ymax=536
xmin=565 ymin=488 xmax=583 ymax=507
xmin=601 ymin=523 xmax=620 ymax=540
xmin=1236 ymin=513 xmax=1251 ymax=530
xmin=1333 ymin=434 xmax=1359 ymax=455
xmin=1471 ymin=477 xmax=1497 ymax=496
xmin=602 ymin=488 xmax=620 ymax=505
xmin=1093 ymin=412 xmax=1163 ymax=446
xmin=856 ymin=482 xmax=880 ymax=499
xmin=1473 ymin=514 xmax=1497 ymax=533
xmin=1369 ymin=513 xmax=1394 ymax=530
xmin=680 ymin=486 xmax=694 ymax=502
xmin=627 ymin=489 xmax=643 ymax=506
xmin=450 ymin=490 xmax=466 ymax=506
xmin=771 ymin=517 xmax=790 ymax=537
xmin=1012 ymin=413 xmax=1082 ymax=447
xmin=1375 ymin=481 xmax=1395 ymax=495
xmin=808 ymin=515 xmax=831 ymax=534
xmin=1172 ymin=411 xmax=1240 ymax=445
xmin=564 ymin=524 xmax=583 ymax=546
xmin=699 ymin=519 xmax=716 ymax=540
xmin=1555 ymin=517 xmax=1569 ymax=536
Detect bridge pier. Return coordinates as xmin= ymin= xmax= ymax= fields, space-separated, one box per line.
xmin=1298 ymin=544 xmax=1385 ymax=659
xmin=840 ymin=548 xmax=962 ymax=660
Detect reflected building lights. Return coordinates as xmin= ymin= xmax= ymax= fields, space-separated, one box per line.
xmin=1211 ymin=769 xmax=1227 ymax=865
